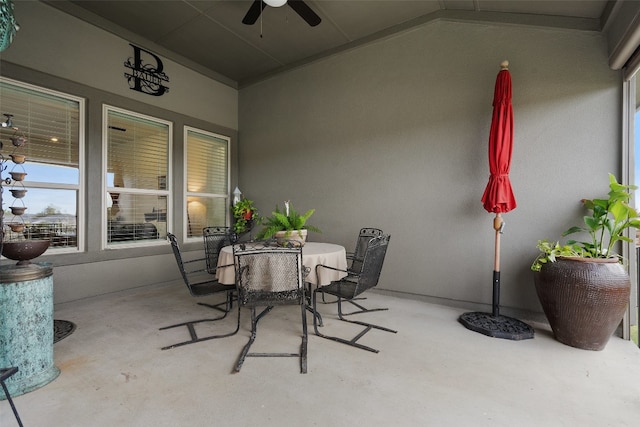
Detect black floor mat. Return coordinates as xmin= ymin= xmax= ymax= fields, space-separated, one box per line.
xmin=53 ymin=320 xmax=76 ymax=343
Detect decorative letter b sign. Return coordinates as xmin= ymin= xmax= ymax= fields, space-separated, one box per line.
xmin=124 ymin=44 xmax=170 ymax=96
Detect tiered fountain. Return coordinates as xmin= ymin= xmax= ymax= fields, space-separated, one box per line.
xmin=0 ymin=114 xmax=50 ymax=265
xmin=0 ymin=113 xmax=59 ymax=401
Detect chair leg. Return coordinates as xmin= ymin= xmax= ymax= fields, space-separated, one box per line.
xmin=161 ymin=312 xmax=227 ymax=330
xmin=320 ymin=289 xmax=338 ymax=304
xmin=312 ymin=289 xmax=396 ymax=353
xmin=319 ymin=289 xmax=366 ymax=305
xmin=305 ymin=305 xmax=323 ymax=326
xmin=235 ymin=307 xmax=258 ymax=372
xmin=337 ymin=297 xmax=397 ymax=333
xmin=234 ymin=306 xmax=276 ymax=372
xmin=197 ymin=300 xmax=230 ymax=313
xmin=197 ymin=290 xmax=236 ymax=312
xmin=235 ymin=305 xmax=307 ymax=374
xmin=300 ymin=302 xmax=308 ymax=374
xmin=160 ymin=305 xmax=241 ymax=350
xmin=337 ymin=298 xmax=387 ymax=317
xmin=0 ymin=367 xmax=24 ymax=427
xmin=306 ymin=283 xmax=323 ymax=326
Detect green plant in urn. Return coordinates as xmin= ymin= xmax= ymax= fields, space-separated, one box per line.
xmin=255 ymin=201 xmax=321 ymax=244
xmin=531 ymin=173 xmax=640 ymax=351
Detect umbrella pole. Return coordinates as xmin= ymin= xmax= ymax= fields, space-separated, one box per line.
xmin=457 ymin=210 xmax=534 ymax=340
xmin=493 ymin=213 xmax=503 ymax=317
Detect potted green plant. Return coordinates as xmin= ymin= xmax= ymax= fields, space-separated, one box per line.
xmin=531 ymin=173 xmax=640 ymax=350
xmin=255 ymin=201 xmax=321 ymax=246
xmin=232 ymin=198 xmax=259 ymax=234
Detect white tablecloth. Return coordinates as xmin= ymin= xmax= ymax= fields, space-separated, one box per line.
xmin=216 ymin=242 xmax=348 ymax=286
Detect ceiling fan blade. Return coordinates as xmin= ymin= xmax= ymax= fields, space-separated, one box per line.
xmin=242 ymin=0 xmax=266 ymax=25
xmin=288 ymin=0 xmax=321 ymax=27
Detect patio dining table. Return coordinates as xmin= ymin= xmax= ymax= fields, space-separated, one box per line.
xmin=215 ymin=242 xmax=348 ymax=286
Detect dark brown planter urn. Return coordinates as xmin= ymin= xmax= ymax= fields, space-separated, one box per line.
xmin=533 ymin=257 xmax=630 ymax=351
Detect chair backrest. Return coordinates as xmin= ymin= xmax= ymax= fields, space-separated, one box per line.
xmin=203 ymin=226 xmax=236 ymax=274
xmin=167 ymin=232 xmax=191 ymax=287
xmin=353 ymin=234 xmax=391 ymax=297
xmin=233 ymin=244 xmax=304 ymax=307
xmin=349 ymin=227 xmax=384 ymax=274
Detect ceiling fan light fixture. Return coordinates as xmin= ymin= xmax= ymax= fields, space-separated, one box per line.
xmin=243 ymin=0 xmax=320 ymax=26
xmin=264 ymin=0 xmax=287 ymax=7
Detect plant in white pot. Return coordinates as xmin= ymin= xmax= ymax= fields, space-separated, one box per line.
xmin=531 ymin=173 xmax=640 ymax=350
xmin=255 ymin=201 xmax=321 ymax=246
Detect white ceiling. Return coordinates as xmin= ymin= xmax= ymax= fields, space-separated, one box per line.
xmin=43 ymin=0 xmax=612 ymax=87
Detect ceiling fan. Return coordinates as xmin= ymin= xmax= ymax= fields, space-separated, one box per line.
xmin=242 ymin=0 xmax=321 ymax=27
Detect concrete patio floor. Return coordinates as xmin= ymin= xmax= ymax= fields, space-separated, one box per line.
xmin=2 ymin=280 xmax=640 ymax=426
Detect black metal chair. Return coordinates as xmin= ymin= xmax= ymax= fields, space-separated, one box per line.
xmin=233 ymin=242 xmax=309 ymax=373
xmin=203 ymin=226 xmax=237 ymax=274
xmin=312 ymin=234 xmax=396 ymax=353
xmin=319 ymin=227 xmax=383 ymax=305
xmin=0 ymin=367 xmax=23 ymax=427
xmin=347 ymin=227 xmax=384 ymax=275
xmin=159 ymin=233 xmax=239 ymax=350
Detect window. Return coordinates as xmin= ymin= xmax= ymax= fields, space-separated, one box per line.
xmin=0 ymin=77 xmax=84 ymax=252
xmin=184 ymin=127 xmax=229 ymax=240
xmin=104 ymin=106 xmax=171 ymax=247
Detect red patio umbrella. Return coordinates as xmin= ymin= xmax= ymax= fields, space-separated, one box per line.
xmin=459 ymin=61 xmax=533 ymax=340
xmin=482 ymin=61 xmax=515 ymax=319
xmin=481 ymin=61 xmax=516 ymax=217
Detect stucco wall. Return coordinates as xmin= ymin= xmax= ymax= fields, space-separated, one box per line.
xmin=0 ymin=1 xmax=240 ymax=303
xmin=239 ymin=19 xmax=621 ymax=315
xmin=1 ymin=1 xmax=238 ymax=130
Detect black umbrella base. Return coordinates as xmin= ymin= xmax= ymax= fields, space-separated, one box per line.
xmin=459 ymin=311 xmax=534 ymax=340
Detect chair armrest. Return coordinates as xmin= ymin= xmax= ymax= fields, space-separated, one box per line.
xmin=183 ymin=257 xmax=208 ymax=275
xmin=315 ymin=263 xmax=350 ymax=282
xmin=346 ymin=253 xmax=365 ymax=265
xmin=319 ymin=263 xmax=361 ymax=280
xmin=315 ymin=263 xmax=347 ymax=274
xmin=205 ymin=262 xmax=234 ymax=276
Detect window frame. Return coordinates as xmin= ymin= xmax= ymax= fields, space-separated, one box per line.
xmin=102 ymin=105 xmax=172 ymax=249
xmin=0 ymin=76 xmax=85 ymax=254
xmin=183 ymin=126 xmax=231 ymax=243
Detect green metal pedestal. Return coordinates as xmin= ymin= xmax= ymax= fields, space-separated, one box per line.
xmin=0 ymin=262 xmax=59 ymax=399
